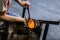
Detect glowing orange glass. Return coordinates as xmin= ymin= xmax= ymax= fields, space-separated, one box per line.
xmin=28 ymin=19 xmax=35 ymax=29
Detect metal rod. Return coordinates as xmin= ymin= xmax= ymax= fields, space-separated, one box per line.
xmin=22 ymin=7 xmax=26 ymax=18
xmin=42 ymin=23 xmax=49 ymax=40
xmin=27 ymin=8 xmax=30 ymax=19
xmin=38 ymin=20 xmax=59 ymax=25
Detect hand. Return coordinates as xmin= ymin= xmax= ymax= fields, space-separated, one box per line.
xmin=21 ymin=1 xmax=30 ymax=9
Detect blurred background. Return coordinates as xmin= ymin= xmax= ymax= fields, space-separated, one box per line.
xmin=8 ymin=0 xmax=60 ymax=40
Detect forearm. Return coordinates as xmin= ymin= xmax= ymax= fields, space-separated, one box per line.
xmin=0 ymin=14 xmax=25 ymax=22
xmin=15 ymin=0 xmax=22 ymax=6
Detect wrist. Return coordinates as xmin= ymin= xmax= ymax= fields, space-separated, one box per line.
xmin=18 ymin=0 xmax=23 ymax=7
xmin=20 ymin=2 xmax=23 ymax=7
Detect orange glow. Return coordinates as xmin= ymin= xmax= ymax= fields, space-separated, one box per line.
xmin=28 ymin=19 xmax=35 ymax=29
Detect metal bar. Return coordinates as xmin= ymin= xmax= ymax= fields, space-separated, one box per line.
xmin=38 ymin=20 xmax=59 ymax=25
xmin=40 ymin=20 xmax=59 ymax=40
xmin=42 ymin=23 xmax=49 ymax=40
xmin=22 ymin=7 xmax=26 ymax=18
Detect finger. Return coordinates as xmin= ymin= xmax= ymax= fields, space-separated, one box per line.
xmin=26 ymin=1 xmax=30 ymax=9
xmin=27 ymin=1 xmax=30 ymax=6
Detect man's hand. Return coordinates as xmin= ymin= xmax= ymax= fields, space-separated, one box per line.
xmin=21 ymin=1 xmax=30 ymax=8
xmin=15 ymin=0 xmax=30 ymax=9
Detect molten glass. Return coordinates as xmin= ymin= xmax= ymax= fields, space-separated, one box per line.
xmin=28 ymin=19 xmax=35 ymax=29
